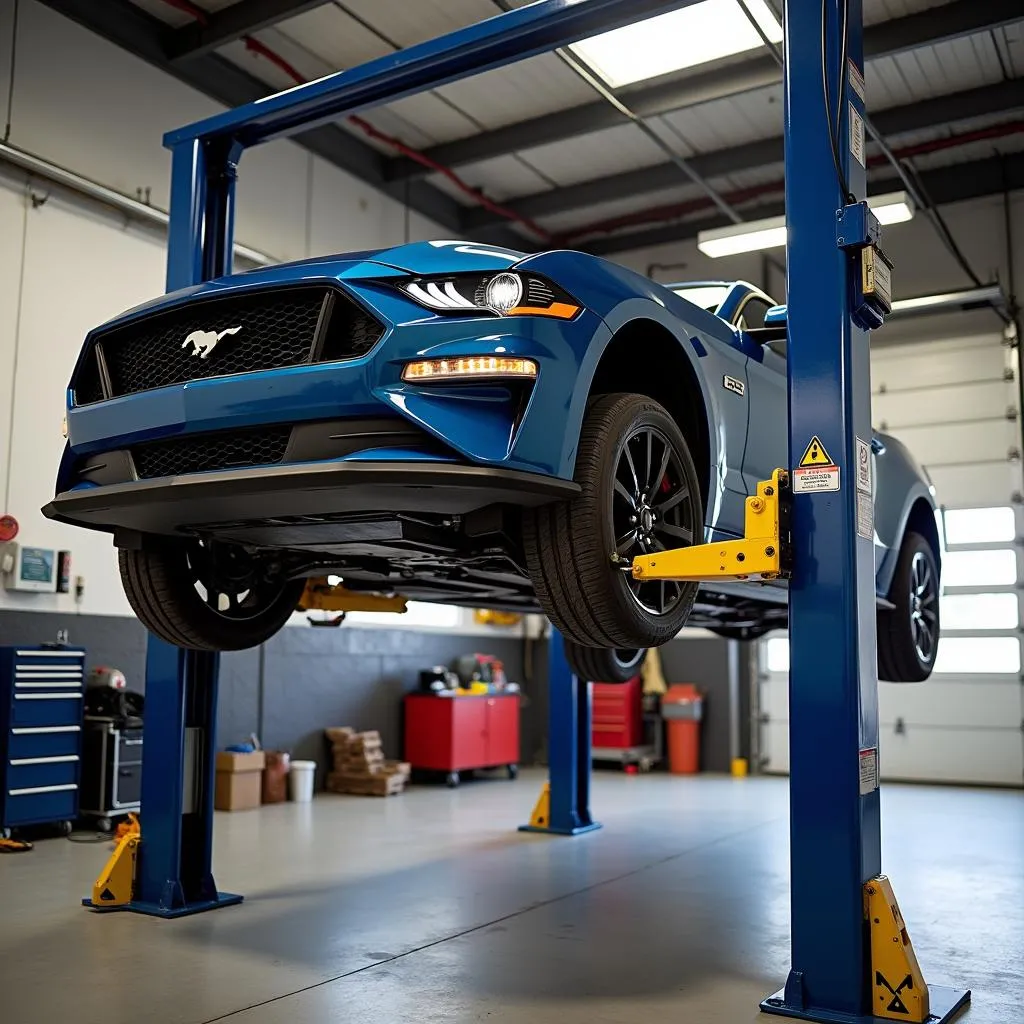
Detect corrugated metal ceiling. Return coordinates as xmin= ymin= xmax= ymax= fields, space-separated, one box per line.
xmin=125 ymin=0 xmax=1024 ymax=240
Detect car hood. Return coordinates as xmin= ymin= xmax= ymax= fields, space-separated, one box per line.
xmin=91 ymin=240 xmax=535 ymax=335
xmin=245 ymin=239 xmax=530 ymax=277
xmin=358 ymin=239 xmax=529 ymax=275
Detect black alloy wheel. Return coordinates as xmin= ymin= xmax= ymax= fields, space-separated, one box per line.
xmin=612 ymin=424 xmax=698 ymax=618
xmin=877 ymin=531 xmax=940 ymax=682
xmin=119 ymin=540 xmax=306 ymax=651
xmin=908 ymin=549 xmax=939 ymax=665
xmin=523 ymin=393 xmax=703 ymax=648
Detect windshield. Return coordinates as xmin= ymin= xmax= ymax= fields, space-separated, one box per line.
xmin=671 ymin=284 xmax=730 ymax=313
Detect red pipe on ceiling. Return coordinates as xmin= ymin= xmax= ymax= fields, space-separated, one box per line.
xmin=559 ymin=120 xmax=1024 ymax=244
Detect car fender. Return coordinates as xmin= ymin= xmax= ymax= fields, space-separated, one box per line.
xmin=515 ymin=251 xmax=731 ymax=509
xmin=873 ymin=433 xmax=940 ymax=597
xmin=589 ymin=295 xmax=722 ymax=471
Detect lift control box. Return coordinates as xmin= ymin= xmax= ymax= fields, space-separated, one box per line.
xmin=836 ymin=201 xmax=893 ymax=331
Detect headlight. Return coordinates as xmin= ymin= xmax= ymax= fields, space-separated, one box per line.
xmin=399 ymin=272 xmax=580 ymax=319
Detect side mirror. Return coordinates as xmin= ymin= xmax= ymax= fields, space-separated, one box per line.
xmin=764 ymin=304 xmax=787 ymax=326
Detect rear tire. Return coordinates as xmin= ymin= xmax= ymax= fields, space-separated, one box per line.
xmin=563 ymin=641 xmax=646 ymax=683
xmin=119 ymin=542 xmax=305 ymax=651
xmin=709 ymin=625 xmax=772 ymax=642
xmin=524 ymin=393 xmax=702 ymax=648
xmin=877 ymin=531 xmax=940 ymax=682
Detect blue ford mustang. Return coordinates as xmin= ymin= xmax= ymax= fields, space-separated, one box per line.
xmin=46 ymin=241 xmax=940 ymax=681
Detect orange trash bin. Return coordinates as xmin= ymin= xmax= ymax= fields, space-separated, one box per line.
xmin=662 ymin=684 xmax=703 ymax=774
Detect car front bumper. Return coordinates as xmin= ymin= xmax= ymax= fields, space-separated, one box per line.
xmin=44 ymin=460 xmax=580 ymax=540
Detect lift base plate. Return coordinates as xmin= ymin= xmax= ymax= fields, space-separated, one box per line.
xmin=82 ymin=891 xmax=243 ymax=917
xmin=517 ymin=822 xmax=602 ymax=836
xmin=760 ymin=984 xmax=970 ymax=1024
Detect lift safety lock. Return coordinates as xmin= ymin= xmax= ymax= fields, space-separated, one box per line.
xmin=631 ymin=469 xmax=791 ymax=584
xmin=836 ymin=201 xmax=894 ymax=331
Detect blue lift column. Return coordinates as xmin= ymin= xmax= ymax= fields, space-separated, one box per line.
xmin=519 ymin=630 xmax=601 ymax=836
xmin=761 ymin=0 xmax=968 ymax=1020
xmin=84 ymin=138 xmax=244 ymax=917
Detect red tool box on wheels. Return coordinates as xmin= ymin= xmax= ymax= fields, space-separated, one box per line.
xmin=404 ymin=694 xmax=519 ymax=787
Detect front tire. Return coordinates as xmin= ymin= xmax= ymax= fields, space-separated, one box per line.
xmin=877 ymin=531 xmax=940 ymax=682
xmin=119 ymin=541 xmax=305 ymax=651
xmin=524 ymin=393 xmax=703 ymax=648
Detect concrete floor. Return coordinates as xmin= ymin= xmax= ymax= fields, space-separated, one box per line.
xmin=0 ymin=771 xmax=1020 ymax=1024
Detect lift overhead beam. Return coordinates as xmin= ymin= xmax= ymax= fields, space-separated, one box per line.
xmin=163 ymin=0 xmax=706 ymax=150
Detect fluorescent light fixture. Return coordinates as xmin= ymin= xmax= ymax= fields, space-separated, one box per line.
xmin=697 ymin=217 xmax=787 ymax=258
xmin=889 ymin=285 xmax=1004 ymax=318
xmin=869 ymin=190 xmax=915 ymax=225
xmin=698 ymin=192 xmax=917 ymax=258
xmin=570 ymin=0 xmax=782 ymax=88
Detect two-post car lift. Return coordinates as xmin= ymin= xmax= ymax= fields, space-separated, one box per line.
xmin=88 ymin=1 xmax=970 ymax=1020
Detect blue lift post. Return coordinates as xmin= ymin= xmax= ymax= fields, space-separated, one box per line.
xmin=760 ymin=0 xmax=968 ymax=1021
xmin=519 ymin=630 xmax=601 ymax=836
xmin=120 ymin=0 xmax=698 ymax=918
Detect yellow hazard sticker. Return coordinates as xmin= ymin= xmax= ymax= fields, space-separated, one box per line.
xmin=798 ymin=435 xmax=833 ymax=467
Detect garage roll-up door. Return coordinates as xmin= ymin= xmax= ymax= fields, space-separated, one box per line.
xmin=758 ymin=331 xmax=1024 ymax=786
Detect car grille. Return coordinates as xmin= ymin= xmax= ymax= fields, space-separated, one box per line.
xmin=131 ymin=427 xmax=292 ymax=479
xmin=72 ymin=285 xmax=384 ymax=404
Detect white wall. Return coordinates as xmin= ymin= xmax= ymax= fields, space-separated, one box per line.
xmin=0 ymin=1 xmax=445 ymax=616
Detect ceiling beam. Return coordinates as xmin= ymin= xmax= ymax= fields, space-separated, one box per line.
xmin=385 ymin=0 xmax=1024 ymax=182
xmin=462 ymin=78 xmax=1024 ymax=231
xmin=581 ymin=151 xmax=1024 ymax=256
xmin=167 ymin=0 xmax=333 ymax=61
xmin=37 ymin=0 xmax=526 ymax=248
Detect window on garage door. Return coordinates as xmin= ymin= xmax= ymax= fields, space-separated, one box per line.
xmin=757 ymin=332 xmax=1024 ymax=786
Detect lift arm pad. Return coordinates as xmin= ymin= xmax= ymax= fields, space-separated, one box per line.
xmin=631 ymin=469 xmax=791 ymax=583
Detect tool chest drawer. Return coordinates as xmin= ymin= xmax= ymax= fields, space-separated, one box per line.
xmin=11 ymin=693 xmax=85 ymax=726
xmin=4 ymin=787 xmax=78 ymax=826
xmin=591 ymin=677 xmax=643 ymax=749
xmin=8 ymin=726 xmax=82 ymax=759
xmin=1 ymin=646 xmax=85 ymax=830
xmin=119 ymin=729 xmax=144 ymax=763
xmin=7 ymin=756 xmax=81 ymax=791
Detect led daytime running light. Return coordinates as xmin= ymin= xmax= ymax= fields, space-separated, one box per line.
xmin=402 ymin=356 xmax=538 ymax=382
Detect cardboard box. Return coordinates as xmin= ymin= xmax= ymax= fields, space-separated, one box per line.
xmin=215 ymin=750 xmax=266 ymax=811
xmin=216 ymin=750 xmax=266 ymax=773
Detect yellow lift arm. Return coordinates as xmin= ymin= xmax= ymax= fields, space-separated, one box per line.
xmin=632 ymin=469 xmax=791 ymax=584
xmin=297 ymin=578 xmax=409 ymax=615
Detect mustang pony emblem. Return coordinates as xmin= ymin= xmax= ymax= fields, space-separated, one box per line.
xmin=181 ymin=325 xmax=242 ymax=359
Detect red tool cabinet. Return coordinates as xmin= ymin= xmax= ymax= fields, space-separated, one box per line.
xmin=591 ymin=676 xmax=643 ymax=749
xmin=404 ymin=694 xmax=519 ymax=786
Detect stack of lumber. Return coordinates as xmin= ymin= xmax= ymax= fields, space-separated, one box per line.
xmin=324 ymin=728 xmax=411 ymax=796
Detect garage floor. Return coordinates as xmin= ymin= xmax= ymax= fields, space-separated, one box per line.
xmin=1 ymin=771 xmax=1020 ymax=1024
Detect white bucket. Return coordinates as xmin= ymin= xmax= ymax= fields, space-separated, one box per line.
xmin=289 ymin=760 xmax=317 ymax=803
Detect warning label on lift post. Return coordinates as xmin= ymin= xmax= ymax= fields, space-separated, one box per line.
xmin=793 ymin=435 xmax=840 ymax=493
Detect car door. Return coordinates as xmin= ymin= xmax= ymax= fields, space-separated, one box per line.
xmin=735 ymin=294 xmax=788 ymax=493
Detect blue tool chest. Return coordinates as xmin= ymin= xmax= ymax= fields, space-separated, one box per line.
xmin=0 ymin=645 xmax=86 ymax=832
